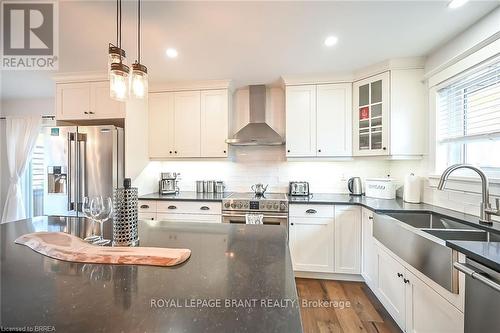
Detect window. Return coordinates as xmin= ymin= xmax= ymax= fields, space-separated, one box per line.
xmin=436 ymin=57 xmax=500 ymax=177
xmin=21 ymin=131 xmax=45 ymax=218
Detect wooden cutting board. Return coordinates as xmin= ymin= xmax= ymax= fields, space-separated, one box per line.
xmin=15 ymin=232 xmax=191 ymax=267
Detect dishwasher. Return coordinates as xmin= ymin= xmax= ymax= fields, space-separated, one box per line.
xmin=454 ymin=259 xmax=500 ymax=332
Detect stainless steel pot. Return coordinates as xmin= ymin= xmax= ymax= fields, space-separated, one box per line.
xmin=215 ymin=181 xmax=225 ymax=193
xmin=251 ymin=183 xmax=268 ymax=196
xmin=196 ymin=181 xmax=204 ymax=193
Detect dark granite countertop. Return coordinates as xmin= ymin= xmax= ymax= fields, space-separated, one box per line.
xmin=289 ymin=193 xmax=500 ymax=235
xmin=0 ymin=216 xmax=302 ymax=332
xmin=140 ymin=191 xmax=500 ymax=235
xmin=139 ymin=191 xmax=232 ymax=202
xmin=446 ymin=240 xmax=500 ymax=272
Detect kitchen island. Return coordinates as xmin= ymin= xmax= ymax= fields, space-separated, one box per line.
xmin=0 ymin=216 xmax=302 ymax=333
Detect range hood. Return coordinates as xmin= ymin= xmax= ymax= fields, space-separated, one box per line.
xmin=226 ymin=85 xmax=284 ymax=146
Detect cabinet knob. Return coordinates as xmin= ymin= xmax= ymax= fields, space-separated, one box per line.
xmin=174 ymin=151 xmax=178 ymax=154
xmin=169 ymin=151 xmax=173 ymax=154
xmin=368 ymin=216 xmax=373 ymax=220
xmin=318 ymin=149 xmax=321 ymax=153
xmin=290 ymin=223 xmax=294 ymax=226
xmin=403 ymin=278 xmax=410 ymax=284
xmin=84 ymin=111 xmax=89 ymax=114
xmin=287 ymin=150 xmax=290 ymax=153
xmin=223 ymin=150 xmax=226 ymax=154
xmin=397 ymin=272 xmax=403 ymax=278
xmin=383 ymin=147 xmax=387 ymax=150
xmin=89 ymin=111 xmax=95 ymax=115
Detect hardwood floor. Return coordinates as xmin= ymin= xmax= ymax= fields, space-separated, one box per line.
xmin=295 ymin=278 xmax=402 ymax=333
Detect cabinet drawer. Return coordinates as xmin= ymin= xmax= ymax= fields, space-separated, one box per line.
xmin=289 ymin=204 xmax=334 ymax=218
xmin=156 ymin=201 xmax=221 ymax=215
xmin=156 ymin=213 xmax=221 ymax=223
xmin=138 ymin=200 xmax=157 ymax=213
xmin=138 ymin=213 xmax=156 ymax=221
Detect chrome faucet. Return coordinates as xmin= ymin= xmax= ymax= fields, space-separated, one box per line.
xmin=438 ymin=164 xmax=500 ymax=224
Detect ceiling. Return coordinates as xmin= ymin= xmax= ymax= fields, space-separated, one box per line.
xmin=1 ymin=0 xmax=498 ymax=100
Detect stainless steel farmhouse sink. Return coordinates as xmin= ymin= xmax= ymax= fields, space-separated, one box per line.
xmin=373 ymin=212 xmax=494 ymax=294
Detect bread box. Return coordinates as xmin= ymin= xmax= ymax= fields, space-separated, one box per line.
xmin=365 ymin=178 xmax=397 ymax=199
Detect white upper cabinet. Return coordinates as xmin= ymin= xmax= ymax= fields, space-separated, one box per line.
xmin=56 ymin=81 xmax=125 ymax=120
xmin=148 ymin=87 xmax=230 ymax=159
xmin=353 ymin=72 xmax=390 ymax=156
xmin=285 ymin=85 xmax=317 ymax=157
xmin=353 ymin=69 xmax=426 ymax=157
xmin=317 ymin=84 xmax=352 ymax=156
xmin=334 ymin=205 xmax=361 ymax=274
xmin=56 ymin=82 xmax=91 ymax=120
xmin=173 ymin=91 xmax=201 ymax=157
xmin=90 ymin=81 xmax=126 ymax=119
xmin=201 ymin=89 xmax=228 ymax=157
xmin=286 ymin=83 xmax=352 ymax=157
xmin=149 ymin=92 xmax=174 ymax=158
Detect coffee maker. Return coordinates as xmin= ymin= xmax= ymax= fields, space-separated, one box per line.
xmin=159 ymin=172 xmax=180 ymax=195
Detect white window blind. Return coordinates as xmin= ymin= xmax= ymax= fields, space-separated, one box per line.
xmin=436 ymin=56 xmax=500 ymax=173
xmin=438 ymin=58 xmax=500 ymax=144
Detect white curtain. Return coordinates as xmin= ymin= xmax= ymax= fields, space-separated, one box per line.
xmin=1 ymin=116 xmax=42 ymax=223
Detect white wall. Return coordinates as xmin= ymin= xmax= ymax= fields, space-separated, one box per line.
xmin=134 ymin=86 xmax=421 ymax=196
xmin=421 ymin=7 xmax=500 ymax=219
xmin=0 ymin=98 xmax=54 ymax=218
xmin=425 ymin=7 xmax=500 ymax=77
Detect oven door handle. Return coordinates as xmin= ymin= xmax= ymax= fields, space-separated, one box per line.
xmin=222 ymin=213 xmax=288 ymax=219
xmin=454 ymin=262 xmax=500 ymax=292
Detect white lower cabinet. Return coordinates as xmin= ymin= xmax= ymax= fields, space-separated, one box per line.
xmin=156 ymin=213 xmax=221 ymax=223
xmin=376 ymin=246 xmax=407 ymax=329
xmin=334 ymin=206 xmax=361 ymax=274
xmin=138 ymin=200 xmax=222 ymax=223
xmin=361 ymin=208 xmax=377 ymax=289
xmin=289 ymin=216 xmax=335 ymax=273
xmin=405 ymin=270 xmax=464 ymax=333
xmin=288 ymin=204 xmax=361 ymax=274
xmin=376 ymin=245 xmax=464 ymax=333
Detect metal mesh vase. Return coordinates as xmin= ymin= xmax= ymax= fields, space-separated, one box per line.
xmin=113 ymin=178 xmax=139 ymax=246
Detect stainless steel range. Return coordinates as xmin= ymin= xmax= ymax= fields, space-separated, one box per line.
xmin=222 ymin=193 xmax=288 ymax=226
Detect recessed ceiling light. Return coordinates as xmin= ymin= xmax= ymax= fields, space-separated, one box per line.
xmin=448 ymin=0 xmax=469 ymax=9
xmin=324 ymin=36 xmax=338 ymax=47
xmin=166 ymin=48 xmax=178 ymax=58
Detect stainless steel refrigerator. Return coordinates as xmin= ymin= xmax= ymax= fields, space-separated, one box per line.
xmin=41 ymin=125 xmax=124 ymax=217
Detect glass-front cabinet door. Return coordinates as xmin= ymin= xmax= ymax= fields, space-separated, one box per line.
xmin=353 ymin=71 xmax=390 ymax=156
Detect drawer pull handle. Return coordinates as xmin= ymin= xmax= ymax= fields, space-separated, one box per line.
xmin=168 ymin=205 xmax=177 ymax=210
xmin=368 ymin=216 xmax=373 ymax=220
xmin=306 ymin=209 xmax=317 ymax=214
xmin=140 ymin=204 xmax=149 ymax=209
xmin=200 ymin=206 xmax=210 ymax=210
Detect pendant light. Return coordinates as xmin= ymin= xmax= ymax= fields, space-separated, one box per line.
xmin=109 ymin=0 xmax=129 ymax=101
xmin=131 ymin=0 xmax=148 ymax=99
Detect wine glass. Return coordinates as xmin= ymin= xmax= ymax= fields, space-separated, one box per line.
xmin=83 ymin=197 xmax=100 ymax=242
xmin=93 ymin=197 xmax=112 ymax=246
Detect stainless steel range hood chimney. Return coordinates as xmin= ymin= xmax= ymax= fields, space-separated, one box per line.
xmin=226 ymin=85 xmax=284 ymax=146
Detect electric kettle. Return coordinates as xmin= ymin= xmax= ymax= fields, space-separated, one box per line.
xmin=348 ymin=177 xmax=363 ymax=196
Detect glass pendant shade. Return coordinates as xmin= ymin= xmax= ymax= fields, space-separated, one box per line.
xmin=131 ymin=63 xmax=148 ymax=99
xmin=108 ymin=46 xmax=127 ymax=75
xmin=110 ymin=63 xmax=130 ymax=101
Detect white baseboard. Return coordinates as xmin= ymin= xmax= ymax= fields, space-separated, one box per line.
xmin=294 ymin=271 xmax=364 ymax=282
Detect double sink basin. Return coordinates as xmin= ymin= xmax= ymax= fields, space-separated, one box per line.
xmin=373 ymin=211 xmax=496 ymax=294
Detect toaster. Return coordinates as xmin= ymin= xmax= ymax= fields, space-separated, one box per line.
xmin=289 ymin=181 xmax=310 ymax=196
